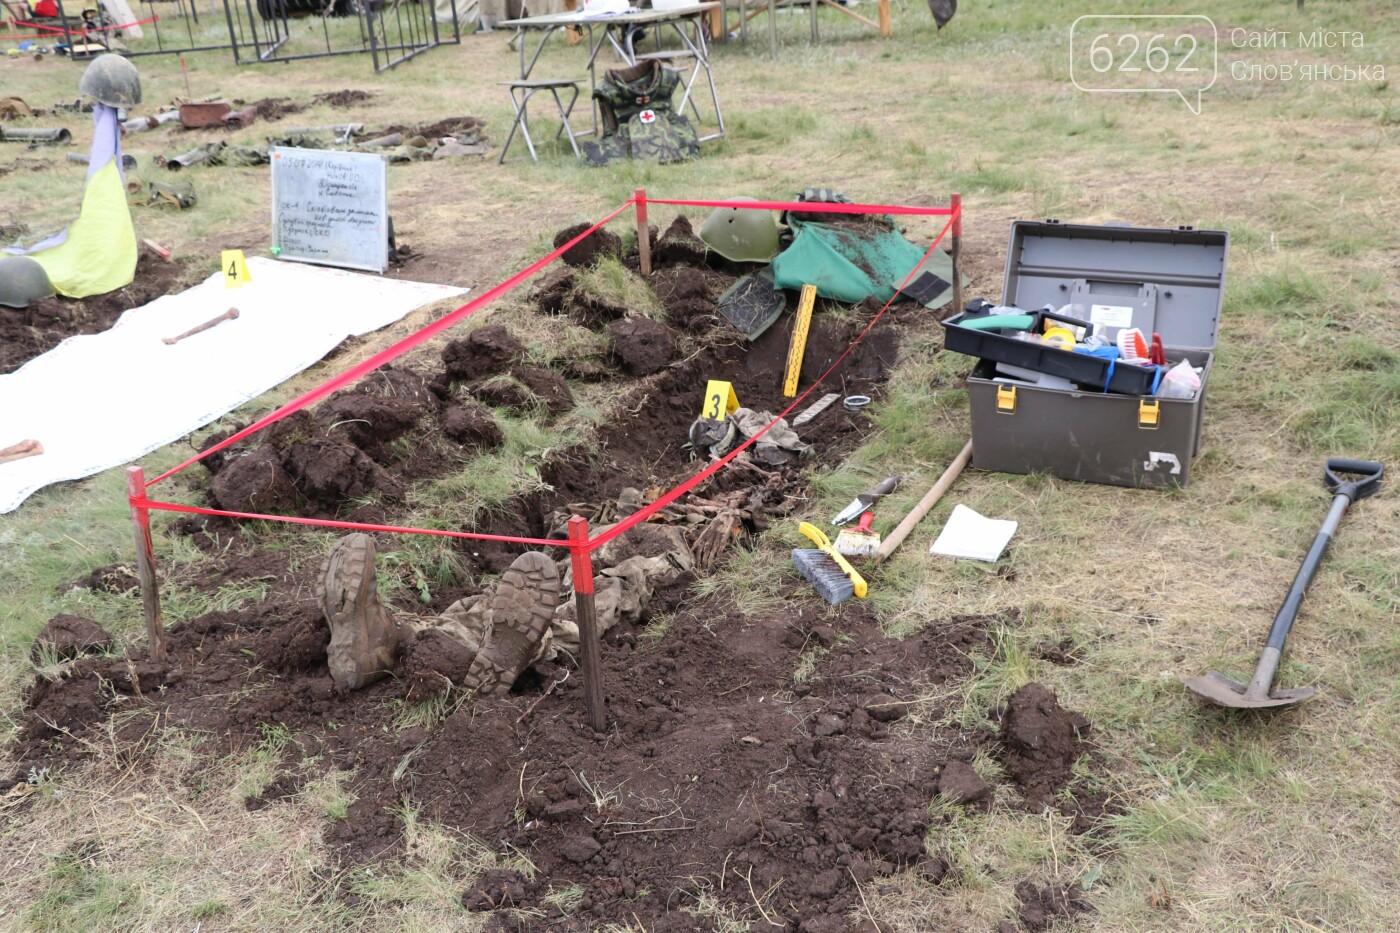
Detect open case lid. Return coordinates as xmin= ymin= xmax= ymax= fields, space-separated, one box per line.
xmin=1004 ymin=220 xmax=1228 ymax=351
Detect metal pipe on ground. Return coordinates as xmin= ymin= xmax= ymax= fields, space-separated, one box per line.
xmin=68 ymin=152 xmax=137 ymax=170
xmin=0 ymin=127 xmax=72 ymax=144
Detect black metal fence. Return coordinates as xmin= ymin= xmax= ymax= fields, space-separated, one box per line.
xmin=32 ymin=0 xmax=289 ymax=61
xmin=231 ymin=0 xmax=460 ymax=73
xmin=21 ymin=0 xmax=455 ymax=72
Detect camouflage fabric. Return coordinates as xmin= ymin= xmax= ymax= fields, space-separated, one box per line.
xmin=625 ymin=110 xmax=698 ymax=164
xmin=419 ymin=517 xmax=693 ymax=668
xmin=583 ymin=60 xmax=698 ymax=166
xmin=383 ymin=144 xmax=434 ymax=164
xmin=222 ymin=146 xmax=270 ymax=167
xmin=782 ymin=187 xmax=854 ymax=225
xmin=265 ymin=133 xmax=331 ymax=149
xmin=688 ymin=407 xmax=809 ymax=466
xmin=144 ymin=180 xmax=196 ymax=209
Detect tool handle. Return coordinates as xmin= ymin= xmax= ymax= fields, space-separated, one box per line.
xmin=873 ymin=440 xmax=972 ymax=563
xmin=957 ymin=314 xmax=1034 ymax=332
xmin=1324 ymin=458 xmax=1384 ymax=503
xmin=869 ymin=475 xmax=902 ymax=499
xmin=1260 ymin=462 xmax=1380 ymax=659
xmin=1275 ymin=530 xmax=1334 ymax=648
xmin=799 ymin=521 xmax=867 ymax=598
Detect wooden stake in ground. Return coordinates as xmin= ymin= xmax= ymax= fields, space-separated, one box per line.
xmin=634 ymin=187 xmax=651 ymax=277
xmin=568 ymin=516 xmax=606 ymax=732
xmin=125 ymin=466 xmax=168 ymax=661
xmin=950 ymin=192 xmax=963 ymax=316
xmin=140 ymin=238 xmax=173 ymax=261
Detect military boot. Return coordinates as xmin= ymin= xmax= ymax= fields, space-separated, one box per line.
xmin=318 ymin=533 xmax=402 ymax=690
xmin=463 ymin=552 xmax=561 ymax=695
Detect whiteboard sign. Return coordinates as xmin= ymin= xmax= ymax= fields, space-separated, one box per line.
xmin=271 ymin=147 xmax=388 ymax=274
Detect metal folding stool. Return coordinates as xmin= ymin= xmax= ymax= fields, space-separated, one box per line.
xmin=498 ymin=78 xmax=584 ymax=163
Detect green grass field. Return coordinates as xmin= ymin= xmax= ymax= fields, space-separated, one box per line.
xmin=3 ymin=0 xmax=1399 ymax=929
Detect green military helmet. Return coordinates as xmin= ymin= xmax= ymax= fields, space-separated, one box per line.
xmin=0 ymin=256 xmax=56 ymax=309
xmin=79 ymin=54 xmax=142 ymax=109
xmin=699 ymin=197 xmax=780 ymax=263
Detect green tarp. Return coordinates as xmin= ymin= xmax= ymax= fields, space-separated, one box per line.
xmin=770 ymin=216 xmax=959 ymax=307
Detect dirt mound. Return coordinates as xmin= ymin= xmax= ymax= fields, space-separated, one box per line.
xmin=401 ymin=627 xmax=480 ymax=703
xmin=249 ymin=97 xmax=305 ymax=121
xmin=607 ymin=315 xmax=675 ymax=376
xmin=510 ymin=366 xmax=574 ymax=414
xmin=60 ymin=563 xmax=138 ymax=595
xmin=746 ymin=313 xmax=897 ymax=387
xmin=210 ymin=446 xmax=300 ymax=514
xmin=653 ymin=215 xmax=708 ymax=266
xmin=442 ymin=325 xmax=526 ymax=382
xmin=313 ymin=89 xmax=374 ymax=108
xmin=998 ymin=683 xmax=1090 ymax=813
xmin=30 ymin=615 xmax=112 ymax=663
xmin=0 ymin=255 xmax=185 ymax=374
xmin=319 ymin=371 xmax=436 ymax=457
xmin=463 ymin=869 xmax=537 ymax=912
xmin=553 ymin=222 xmax=623 ymax=268
xmin=196 ymin=424 xmax=246 ymax=475
xmin=529 ymin=266 xmax=575 ymax=315
xmin=567 ymin=288 xmax=629 ymax=329
xmin=472 ymin=374 xmax=535 ymax=413
xmin=20 ymin=667 xmax=111 ymax=744
xmin=440 ymin=402 xmax=504 ymax=450
xmin=937 ymin=759 xmax=992 ymax=808
xmin=418 ymin=116 xmax=485 ymax=139
xmin=285 ymin=437 xmax=403 ymax=510
xmin=649 ymin=266 xmax=720 ymax=332
xmin=1008 ymin=880 xmax=1093 ymax=932
xmin=320 ymin=391 xmax=427 ymax=453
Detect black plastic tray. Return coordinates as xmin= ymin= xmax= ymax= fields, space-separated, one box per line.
xmin=942 ymin=307 xmax=1160 ymax=395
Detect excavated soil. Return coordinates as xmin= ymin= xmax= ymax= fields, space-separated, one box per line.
xmin=1001 ymin=881 xmax=1093 ymax=933
xmin=11 ymin=577 xmax=997 ymax=930
xmin=0 ymin=254 xmax=186 ymax=374
xmin=29 ymin=614 xmax=112 ymax=663
xmin=607 ymin=315 xmax=675 ymax=376
xmin=312 ymin=89 xmax=375 ymax=108
xmin=378 ymin=116 xmax=486 ymax=140
xmin=553 ymin=222 xmax=624 ymax=268
xmin=5 ymin=217 xmax=1109 ymax=930
xmin=997 ymin=683 xmax=1090 ymax=814
xmin=248 ymin=97 xmax=306 ymax=122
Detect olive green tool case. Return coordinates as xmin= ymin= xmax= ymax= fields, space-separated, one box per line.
xmin=963 ymin=220 xmax=1228 ymax=489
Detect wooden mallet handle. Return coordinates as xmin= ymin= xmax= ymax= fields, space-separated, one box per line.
xmin=873 ymin=439 xmax=973 ymax=563
xmin=163 ymin=307 xmax=239 ymax=345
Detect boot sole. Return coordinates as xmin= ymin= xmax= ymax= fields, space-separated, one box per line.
xmin=465 ymin=551 xmax=562 ymax=695
xmin=320 ymin=533 xmax=389 ymax=690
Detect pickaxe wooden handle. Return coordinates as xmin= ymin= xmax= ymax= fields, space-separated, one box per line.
xmin=0 ymin=439 xmax=43 ymax=465
xmin=163 ymin=307 xmax=239 ymax=345
xmin=873 ymin=439 xmax=973 ymax=563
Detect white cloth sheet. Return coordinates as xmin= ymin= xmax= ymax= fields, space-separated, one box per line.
xmin=0 ymin=258 xmax=465 ymax=513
